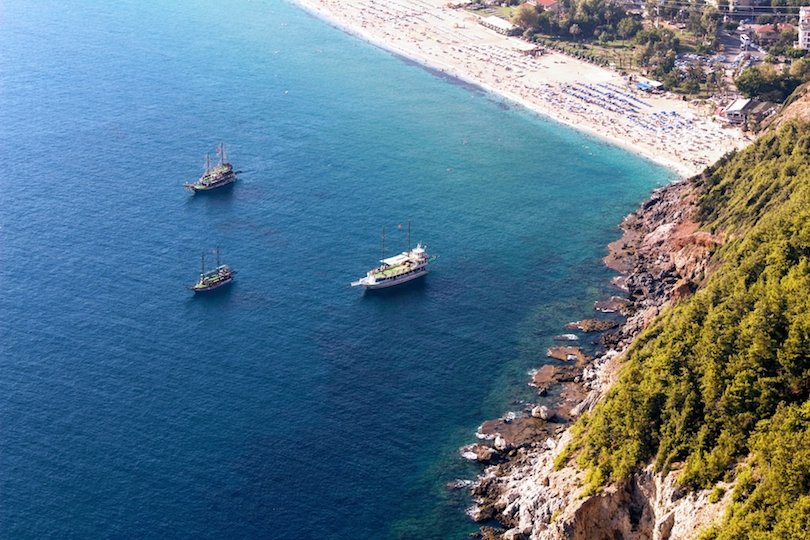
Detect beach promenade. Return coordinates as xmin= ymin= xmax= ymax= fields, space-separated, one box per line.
xmin=292 ymin=0 xmax=749 ymax=176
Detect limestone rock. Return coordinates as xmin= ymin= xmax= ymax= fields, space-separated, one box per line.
xmin=531 ymin=405 xmax=552 ymax=421
xmin=466 ymin=182 xmax=730 ymax=540
xmin=477 ymin=526 xmax=503 ymax=540
xmin=461 ymin=443 xmax=501 ymax=464
xmin=469 ymin=504 xmax=496 ymax=522
xmin=502 ymin=527 xmax=530 ymax=540
xmin=564 ymin=319 xmax=621 ymax=332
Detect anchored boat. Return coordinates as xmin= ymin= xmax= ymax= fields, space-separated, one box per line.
xmin=351 ymin=224 xmax=430 ymax=289
xmin=191 ymin=247 xmax=235 ymax=293
xmin=184 ymin=143 xmax=237 ymax=192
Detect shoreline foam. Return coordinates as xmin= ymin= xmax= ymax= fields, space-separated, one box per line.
xmin=289 ymin=0 xmax=750 ymax=177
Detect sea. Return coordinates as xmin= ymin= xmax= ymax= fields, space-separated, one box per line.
xmin=0 ymin=1 xmax=674 ymax=538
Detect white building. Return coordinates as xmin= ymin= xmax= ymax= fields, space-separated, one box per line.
xmin=479 ymin=15 xmax=520 ymax=36
xmin=725 ymin=98 xmax=754 ymax=124
xmin=799 ymin=6 xmax=810 ymax=50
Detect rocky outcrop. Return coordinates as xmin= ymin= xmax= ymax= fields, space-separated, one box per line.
xmin=472 ymin=460 xmax=732 ymax=540
xmin=564 ymin=319 xmax=620 ymax=333
xmin=546 ymin=347 xmax=588 ymax=364
xmin=531 ymin=406 xmax=552 ymax=421
xmin=601 ymin=180 xmax=718 ymax=352
xmin=468 ymin=180 xmax=728 ymax=539
xmin=462 ymin=443 xmax=503 ymax=464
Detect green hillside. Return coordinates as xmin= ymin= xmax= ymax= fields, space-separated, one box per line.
xmin=562 ymin=121 xmax=810 ymax=537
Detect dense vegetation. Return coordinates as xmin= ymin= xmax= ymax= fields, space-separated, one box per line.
xmin=509 ymin=1 xmax=712 ymax=92
xmin=501 ymin=0 xmax=810 ymax=97
xmin=559 ymin=121 xmax=810 ymax=536
xmin=736 ymin=60 xmax=810 ymax=102
xmin=700 ymin=402 xmax=810 ymax=538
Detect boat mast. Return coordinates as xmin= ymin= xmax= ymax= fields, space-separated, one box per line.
xmin=201 ymin=252 xmax=205 ymax=277
xmin=215 ymin=246 xmax=221 ymax=268
xmin=381 ymin=226 xmax=385 ymax=262
xmin=408 ymin=220 xmax=411 ymax=251
xmin=219 ymin=143 xmax=227 ymax=165
xmin=204 ymin=153 xmax=211 ymax=173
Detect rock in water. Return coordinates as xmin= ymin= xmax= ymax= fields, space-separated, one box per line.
xmin=531 ymin=405 xmax=552 ymax=420
xmin=460 ymin=444 xmax=500 ymax=464
xmin=564 ymin=319 xmax=621 ymax=332
xmin=447 ymin=479 xmax=474 ymax=490
xmin=469 ymin=504 xmax=496 ymax=523
xmin=546 ymin=346 xmax=588 ymax=364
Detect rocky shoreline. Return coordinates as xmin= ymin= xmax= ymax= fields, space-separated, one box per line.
xmin=461 ymin=179 xmax=729 ymax=539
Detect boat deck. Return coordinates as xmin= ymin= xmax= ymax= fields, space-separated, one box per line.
xmin=373 ymin=263 xmax=416 ymax=278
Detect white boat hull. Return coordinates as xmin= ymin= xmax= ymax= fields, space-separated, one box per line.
xmin=352 ymin=268 xmax=428 ymax=289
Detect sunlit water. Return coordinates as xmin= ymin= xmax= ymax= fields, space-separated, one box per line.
xmin=0 ymin=1 xmax=674 ymax=537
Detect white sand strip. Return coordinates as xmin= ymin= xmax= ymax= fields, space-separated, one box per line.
xmin=290 ymin=0 xmax=750 ymax=177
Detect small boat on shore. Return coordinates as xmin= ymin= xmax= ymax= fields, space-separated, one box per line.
xmin=184 ymin=143 xmax=237 ymax=192
xmin=351 ymin=224 xmax=430 ymax=289
xmin=191 ymin=247 xmax=235 ymax=293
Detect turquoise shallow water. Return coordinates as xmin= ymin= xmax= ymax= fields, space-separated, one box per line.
xmin=0 ymin=1 xmax=674 ymax=538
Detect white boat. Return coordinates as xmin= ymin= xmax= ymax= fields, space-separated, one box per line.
xmin=351 ymin=224 xmax=430 ymax=289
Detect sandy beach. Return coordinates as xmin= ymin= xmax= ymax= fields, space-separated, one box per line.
xmin=291 ymin=0 xmax=750 ymax=176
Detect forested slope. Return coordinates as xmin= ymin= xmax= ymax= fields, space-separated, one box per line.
xmin=563 ymin=121 xmax=810 ymax=537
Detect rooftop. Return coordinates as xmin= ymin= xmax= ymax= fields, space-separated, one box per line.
xmin=726 ymin=98 xmax=753 ymax=113
xmin=481 ymin=15 xmax=517 ymax=32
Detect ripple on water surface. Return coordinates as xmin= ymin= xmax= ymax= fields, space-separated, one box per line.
xmin=0 ymin=1 xmax=674 ymax=538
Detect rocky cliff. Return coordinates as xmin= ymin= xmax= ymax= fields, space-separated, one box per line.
xmin=765 ymin=81 xmax=810 ymax=130
xmin=467 ymin=180 xmax=730 ymax=540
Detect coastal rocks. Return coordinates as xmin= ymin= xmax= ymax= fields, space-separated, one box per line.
xmin=530 ymin=365 xmax=579 ymax=389
xmin=605 ymin=182 xmax=715 ymax=315
xmin=596 ymin=180 xmax=719 ymax=352
xmin=564 ymin=319 xmax=620 ymax=332
xmin=448 ymin=478 xmax=474 ymax=490
xmin=550 ymin=466 xmax=734 ymax=540
xmin=593 ymin=296 xmax=631 ymax=314
xmin=467 ymin=180 xmax=726 ymax=539
xmin=472 ymin=450 xmax=733 ymax=540
xmin=462 ymin=444 xmax=501 ymax=464
xmin=476 ymin=525 xmax=505 ymax=540
xmin=502 ymin=527 xmax=531 ymax=540
xmin=556 ymin=382 xmax=587 ymax=419
xmin=545 ymin=347 xmax=587 ymax=364
xmin=470 ymin=503 xmax=498 ymax=523
xmin=470 ymin=431 xmax=586 ymax=535
xmin=531 ymin=406 xmax=552 ymax=421
xmin=478 ymin=413 xmax=555 ymax=450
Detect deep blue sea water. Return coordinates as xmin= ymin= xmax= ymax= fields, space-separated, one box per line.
xmin=0 ymin=1 xmax=675 ymax=538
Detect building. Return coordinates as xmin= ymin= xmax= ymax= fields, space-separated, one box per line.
xmin=479 ymin=15 xmax=520 ymax=36
xmin=752 ymin=23 xmax=794 ymax=46
xmin=724 ymin=98 xmax=754 ymax=124
xmin=636 ymin=78 xmax=664 ymax=93
xmin=531 ymin=0 xmax=561 ymax=13
xmin=799 ymin=6 xmax=810 ymax=50
xmin=749 ymin=101 xmax=778 ymax=123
